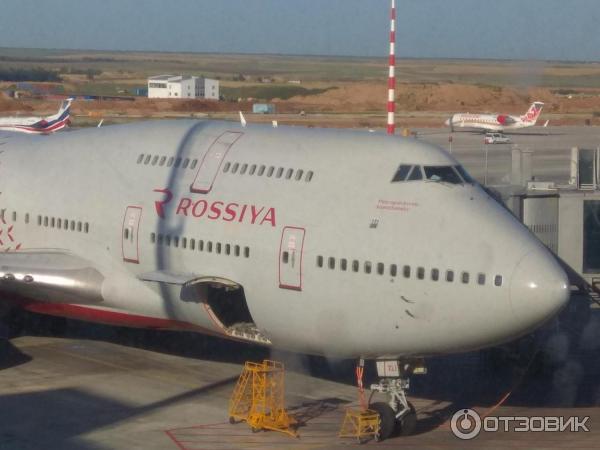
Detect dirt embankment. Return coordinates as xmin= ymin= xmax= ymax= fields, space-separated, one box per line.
xmin=3 ymin=81 xmax=600 ymax=128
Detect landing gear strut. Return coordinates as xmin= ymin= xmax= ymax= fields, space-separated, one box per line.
xmin=369 ymin=360 xmax=423 ymax=441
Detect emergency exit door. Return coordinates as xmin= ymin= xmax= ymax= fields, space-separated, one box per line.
xmin=190 ymin=131 xmax=243 ymax=194
xmin=279 ymin=227 xmax=306 ymax=291
xmin=122 ymin=206 xmax=142 ymax=263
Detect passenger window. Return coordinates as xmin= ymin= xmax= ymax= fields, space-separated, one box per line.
xmin=182 ymin=237 xmax=187 ymax=249
xmin=70 ymin=220 xmax=75 ymax=231
xmin=152 ymin=155 xmax=159 ymax=166
xmin=328 ymin=257 xmax=336 ymax=270
xmin=494 ymin=275 xmax=503 ymax=287
xmin=417 ymin=267 xmax=425 ymax=280
xmin=157 ymin=234 xmax=163 ymax=245
xmin=295 ymin=170 xmax=304 ymax=181
xmin=446 ymin=270 xmax=454 ymax=282
xmin=364 ymin=261 xmax=372 ymax=274
xmin=124 ymin=228 xmax=129 ymax=240
xmin=390 ymin=264 xmax=398 ymax=277
xmin=283 ymin=251 xmax=290 ymax=264
xmin=223 ymin=162 xmax=231 ymax=173
xmin=150 ymin=233 xmax=156 ymax=243
xmin=403 ymin=265 xmax=411 ymax=278
xmin=84 ymin=223 xmax=89 ymax=233
xmin=173 ymin=236 xmax=179 ymax=248
xmin=244 ymin=247 xmax=250 ymax=258
xmin=258 ymin=165 xmax=266 ymax=176
xmin=392 ymin=165 xmax=412 ymax=182
xmin=249 ymin=165 xmax=257 ymax=175
xmin=408 ymin=166 xmax=423 ymax=181
xmin=37 ymin=215 xmax=42 ymax=226
xmin=276 ymin=167 xmax=284 ymax=178
xmin=182 ymin=158 xmax=190 ymax=169
xmin=25 ymin=213 xmax=29 ymax=224
xmin=44 ymin=216 xmax=48 ymax=227
xmin=198 ymin=240 xmax=204 ymax=251
xmin=306 ymin=171 xmax=314 ymax=182
xmin=478 ymin=273 xmax=486 ymax=285
xmin=352 ymin=260 xmax=360 ymax=272
xmin=144 ymin=155 xmax=151 ymax=165
xmin=159 ymin=156 xmax=166 ymax=166
xmin=240 ymin=164 xmax=248 ymax=175
xmin=12 ymin=211 xmax=16 ymax=222
xmin=431 ymin=268 xmax=440 ymax=281
xmin=317 ymin=255 xmax=323 ymax=267
xmin=207 ymin=241 xmax=213 ymax=252
xmin=340 ymin=259 xmax=348 ymax=271
xmin=64 ymin=219 xmax=69 ymax=230
xmin=377 ymin=263 xmax=385 ymax=275
xmin=190 ymin=159 xmax=197 ymax=170
xmin=167 ymin=157 xmax=174 ymax=167
xmin=225 ymin=243 xmax=231 ymax=255
xmin=216 ymin=242 xmax=221 ymax=254
xmin=461 ymin=272 xmax=470 ymax=284
xmin=175 ymin=157 xmax=182 ymax=168
xmin=234 ymin=245 xmax=240 ymax=257
xmin=285 ymin=168 xmax=293 ymax=179
xmin=190 ymin=239 xmax=195 ymax=250
xmin=231 ymin=163 xmax=239 ymax=174
xmin=267 ymin=167 xmax=275 ymax=177
xmin=51 ymin=217 xmax=55 ymax=228
xmin=165 ymin=235 xmax=171 ymax=246
xmin=137 ymin=154 xmax=144 ymax=164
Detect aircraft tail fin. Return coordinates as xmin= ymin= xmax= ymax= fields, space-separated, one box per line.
xmin=521 ymin=101 xmax=544 ymax=124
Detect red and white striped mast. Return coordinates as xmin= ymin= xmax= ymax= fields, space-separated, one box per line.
xmin=387 ymin=0 xmax=396 ymax=135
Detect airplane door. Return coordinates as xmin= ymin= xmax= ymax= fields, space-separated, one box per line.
xmin=279 ymin=227 xmax=305 ymax=291
xmin=122 ymin=206 xmax=142 ymax=263
xmin=190 ymin=131 xmax=243 ymax=194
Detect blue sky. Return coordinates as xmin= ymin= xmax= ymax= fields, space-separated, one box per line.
xmin=0 ymin=0 xmax=599 ymax=61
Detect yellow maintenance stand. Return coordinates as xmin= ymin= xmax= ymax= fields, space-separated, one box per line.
xmin=338 ymin=361 xmax=381 ymax=443
xmin=229 ymin=360 xmax=298 ymax=437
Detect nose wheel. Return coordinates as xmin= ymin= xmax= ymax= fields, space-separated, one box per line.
xmin=369 ymin=359 xmax=424 ymax=441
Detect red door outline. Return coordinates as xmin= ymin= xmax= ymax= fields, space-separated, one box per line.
xmin=278 ymin=226 xmax=306 ymax=291
xmin=190 ymin=131 xmax=243 ymax=194
xmin=122 ymin=206 xmax=142 ymax=264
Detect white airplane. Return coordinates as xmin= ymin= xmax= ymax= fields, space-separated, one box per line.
xmin=445 ymin=101 xmax=545 ymax=132
xmin=0 ymin=120 xmax=569 ymax=440
xmin=0 ymin=98 xmax=73 ymax=135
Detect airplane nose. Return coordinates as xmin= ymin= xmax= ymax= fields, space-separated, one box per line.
xmin=509 ymin=249 xmax=570 ymax=330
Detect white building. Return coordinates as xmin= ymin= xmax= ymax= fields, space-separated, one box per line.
xmin=148 ymin=75 xmax=219 ymax=100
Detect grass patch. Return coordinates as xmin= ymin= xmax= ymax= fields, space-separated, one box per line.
xmin=221 ymin=85 xmax=335 ymax=101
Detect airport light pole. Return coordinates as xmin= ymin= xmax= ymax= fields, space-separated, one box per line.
xmin=387 ymin=0 xmax=396 ymax=135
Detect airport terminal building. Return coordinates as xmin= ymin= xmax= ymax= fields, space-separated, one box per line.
xmin=147 ymin=75 xmax=219 ymax=100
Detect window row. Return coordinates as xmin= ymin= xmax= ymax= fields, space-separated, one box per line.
xmin=0 ymin=210 xmax=89 ymax=233
xmin=150 ymin=233 xmax=250 ymax=258
xmin=137 ymin=153 xmax=199 ymax=170
xmin=222 ymin=161 xmax=314 ymax=182
xmin=392 ymin=164 xmax=474 ymax=185
xmin=315 ymin=256 xmax=503 ymax=287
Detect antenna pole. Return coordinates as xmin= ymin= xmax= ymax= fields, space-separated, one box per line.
xmin=387 ymin=0 xmax=396 ymax=135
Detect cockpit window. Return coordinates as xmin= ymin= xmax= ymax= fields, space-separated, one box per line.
xmin=424 ymin=166 xmax=463 ymax=184
xmin=392 ymin=165 xmax=413 ymax=182
xmin=455 ymin=165 xmax=475 ymax=184
xmin=408 ymin=166 xmax=423 ymax=181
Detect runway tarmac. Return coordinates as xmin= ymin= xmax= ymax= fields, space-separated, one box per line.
xmin=415 ymin=126 xmax=600 ymax=186
xmin=1 ymin=304 xmax=599 ymax=449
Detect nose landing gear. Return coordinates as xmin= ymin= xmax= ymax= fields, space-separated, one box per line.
xmin=369 ymin=360 xmax=423 ymax=441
